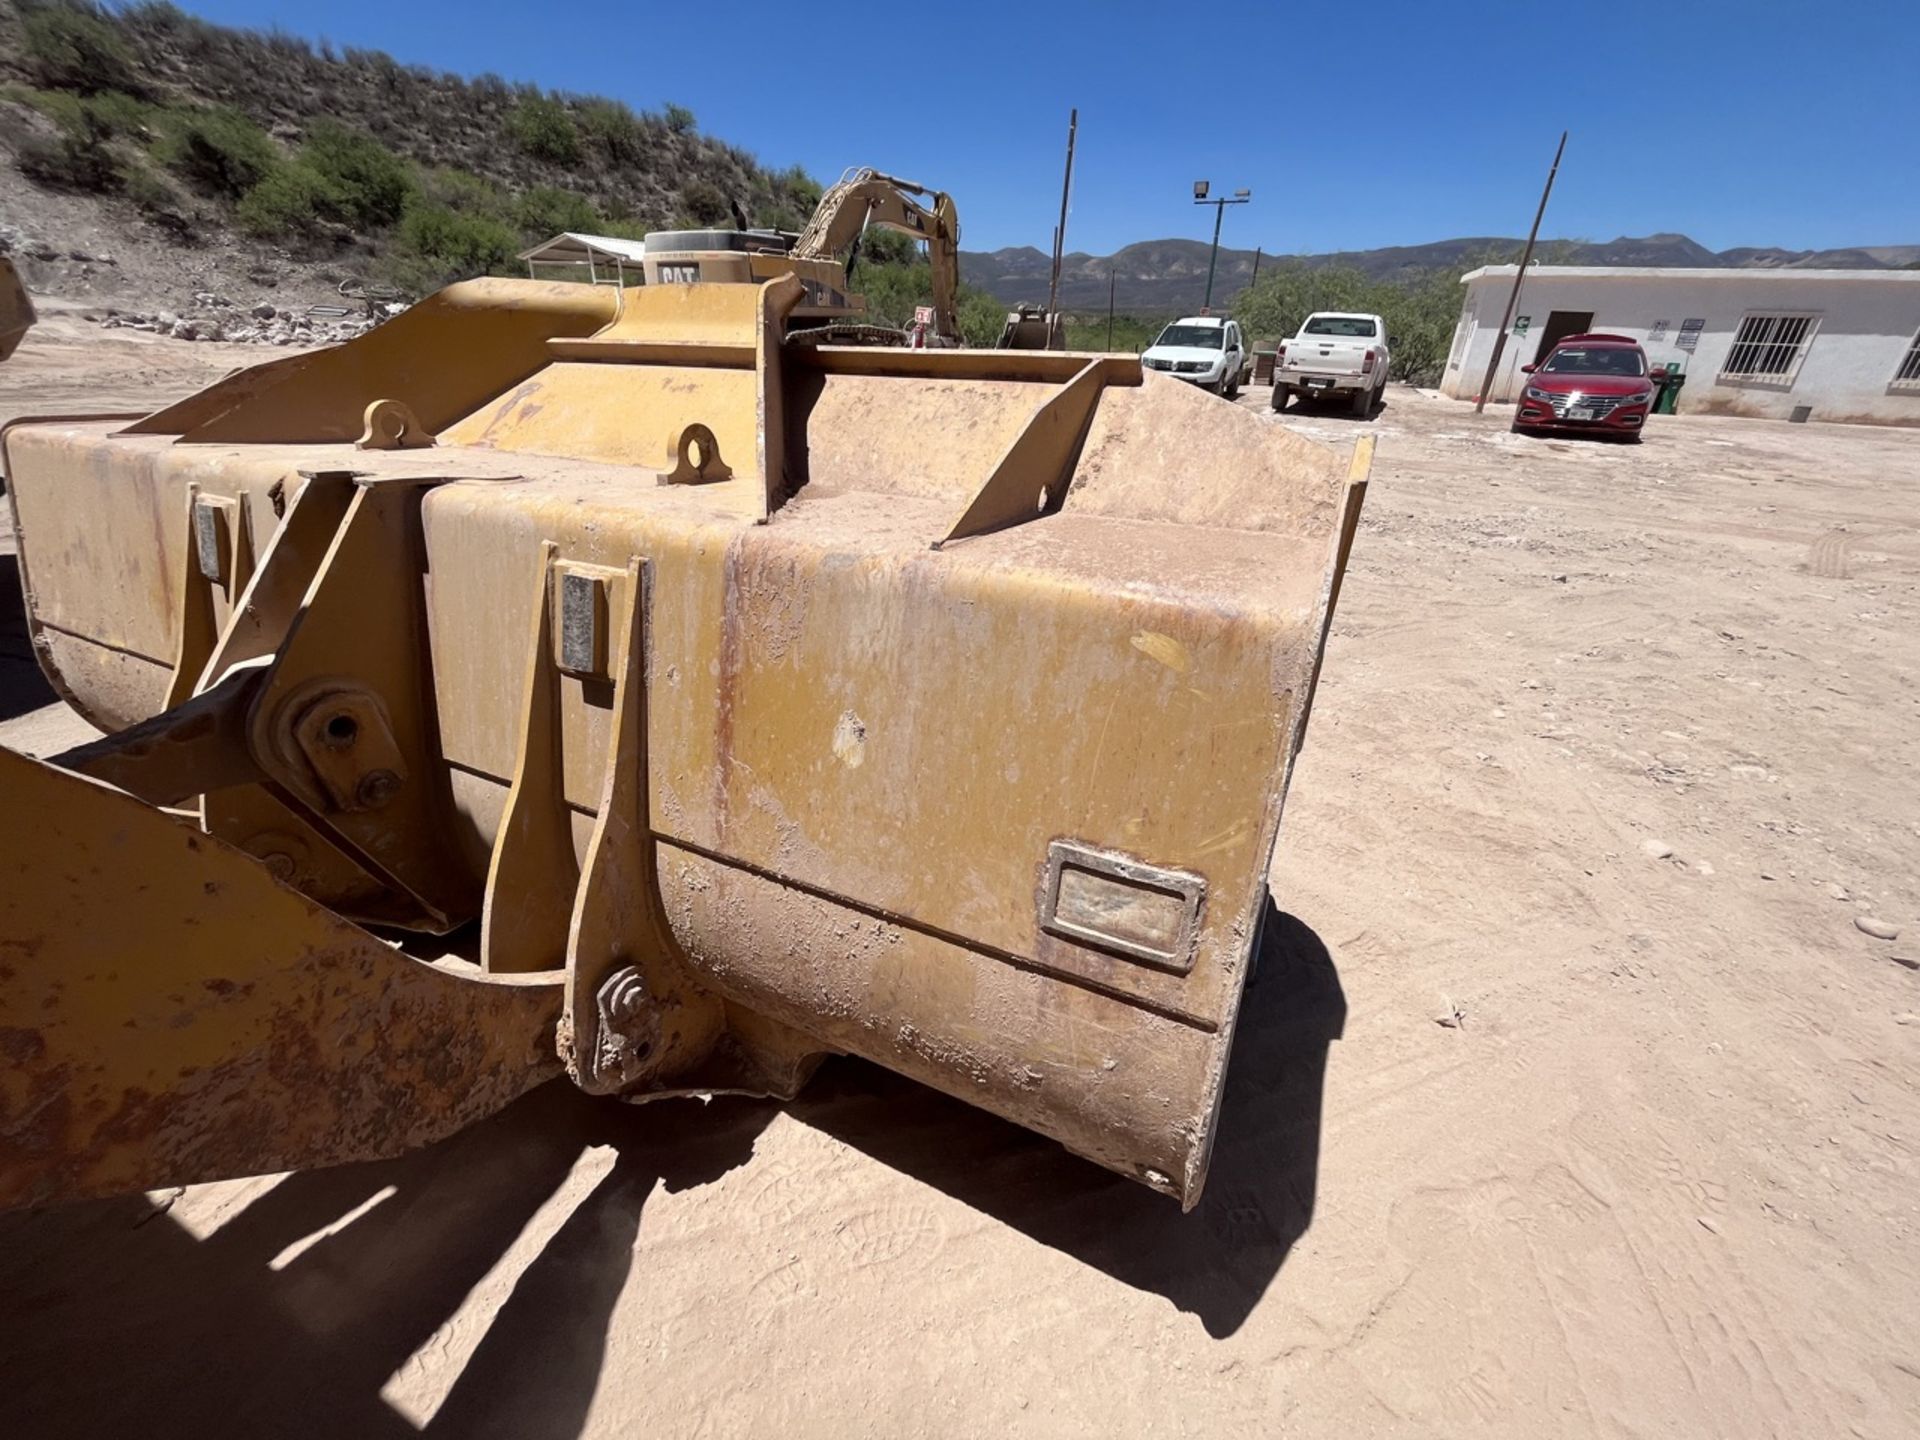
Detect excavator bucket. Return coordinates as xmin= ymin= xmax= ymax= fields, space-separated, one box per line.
xmin=0 ymin=275 xmax=1368 ymax=1210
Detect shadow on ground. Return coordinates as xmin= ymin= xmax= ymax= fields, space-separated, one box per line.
xmin=0 ymin=904 xmax=1342 ymax=1437
xmin=789 ymin=901 xmax=1346 ymax=1338
xmin=0 ymin=554 xmax=60 ymax=722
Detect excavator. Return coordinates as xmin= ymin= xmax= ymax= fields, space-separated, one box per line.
xmin=0 ymin=208 xmax=1370 ymax=1217
xmin=642 ymin=167 xmax=964 ymax=344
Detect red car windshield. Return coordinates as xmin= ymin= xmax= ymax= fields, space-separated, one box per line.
xmin=1541 ymin=346 xmax=1646 ymax=377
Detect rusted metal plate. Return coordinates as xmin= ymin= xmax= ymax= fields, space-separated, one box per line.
xmin=0 ymin=748 xmax=560 ymax=1211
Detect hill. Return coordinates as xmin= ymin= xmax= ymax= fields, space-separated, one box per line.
xmin=0 ymin=0 xmax=820 ymax=316
xmin=963 ymin=233 xmax=1920 ymax=314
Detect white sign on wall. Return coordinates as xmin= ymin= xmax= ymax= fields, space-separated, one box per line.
xmin=1648 ymin=319 xmax=1670 ymax=343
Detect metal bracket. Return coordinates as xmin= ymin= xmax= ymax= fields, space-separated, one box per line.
xmin=934 ymin=355 xmax=1136 ymax=548
xmin=479 ymin=544 xmax=602 ymax=975
xmin=165 ymin=484 xmax=253 ymax=709
xmin=660 ymin=423 xmax=733 ymax=486
xmin=243 ymin=479 xmax=478 ymax=932
xmin=557 ymin=556 xmax=726 ymax=1092
xmin=356 ymin=398 xmax=435 ymax=451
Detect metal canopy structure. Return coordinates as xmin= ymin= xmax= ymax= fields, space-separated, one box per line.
xmin=518 ymin=232 xmax=649 ymax=286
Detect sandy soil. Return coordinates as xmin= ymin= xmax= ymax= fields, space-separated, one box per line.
xmin=1 ymin=325 xmax=1916 ymax=1439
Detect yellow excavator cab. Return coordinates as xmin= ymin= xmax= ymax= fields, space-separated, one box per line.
xmin=0 ymin=271 xmax=1368 ymax=1213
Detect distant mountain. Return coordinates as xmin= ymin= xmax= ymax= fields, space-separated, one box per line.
xmin=961 ymin=233 xmax=1920 ymax=313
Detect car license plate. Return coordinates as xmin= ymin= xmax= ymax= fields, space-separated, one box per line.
xmin=1305 ymin=378 xmax=1332 ymax=390
xmin=1566 ymin=406 xmax=1595 ymax=421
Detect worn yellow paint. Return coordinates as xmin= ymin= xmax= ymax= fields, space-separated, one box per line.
xmin=1130 ymin=629 xmax=1191 ymax=674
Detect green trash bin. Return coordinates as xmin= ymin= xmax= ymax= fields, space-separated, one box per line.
xmin=1653 ymin=362 xmax=1686 ymax=415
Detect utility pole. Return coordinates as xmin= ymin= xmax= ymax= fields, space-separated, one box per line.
xmin=1046 ymin=109 xmax=1078 ymax=329
xmin=1107 ymin=266 xmax=1115 ymax=350
xmin=1194 ymin=180 xmax=1251 ymax=313
xmin=1250 ymin=246 xmax=1262 ymax=290
xmin=1475 ymin=131 xmax=1568 ymax=414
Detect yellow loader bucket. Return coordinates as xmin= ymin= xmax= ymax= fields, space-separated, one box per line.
xmin=1 ymin=276 xmax=1367 ymax=1209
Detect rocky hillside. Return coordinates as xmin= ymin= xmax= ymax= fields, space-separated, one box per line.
xmin=965 ymin=233 xmax=1920 ymax=314
xmin=0 ymin=0 xmax=820 ymax=322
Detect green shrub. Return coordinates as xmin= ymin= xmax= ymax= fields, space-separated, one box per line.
xmin=417 ymin=166 xmax=510 ymax=220
xmin=121 ymin=159 xmax=189 ymax=217
xmin=4 ymin=84 xmax=88 ymax=136
xmin=663 ymin=102 xmax=695 ymax=135
xmin=396 ymin=205 xmax=519 ymax=283
xmin=83 ymin=89 xmax=153 ymax=138
xmin=512 ymin=185 xmax=600 ymax=238
xmin=507 ymin=97 xmax=579 ymax=165
xmin=578 ymin=99 xmax=642 ymax=163
xmin=596 ymin=217 xmax=649 ymax=242
xmin=15 ymin=130 xmax=120 ymax=192
xmin=23 ymin=5 xmax=142 ymax=96
xmin=676 ymin=177 xmax=731 ymax=226
xmin=1231 ymin=260 xmax=1473 ymax=386
xmin=956 ymin=288 xmax=1009 ymax=348
xmin=235 ymin=165 xmax=329 ymax=237
xmin=1063 ymin=313 xmax=1164 ymax=354
xmin=298 ymin=121 xmax=413 ymax=228
xmin=120 ymin=3 xmax=194 ymax=34
xmin=157 ymin=108 xmax=280 ymax=197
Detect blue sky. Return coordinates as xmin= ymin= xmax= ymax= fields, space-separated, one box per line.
xmin=183 ymin=0 xmax=1918 ymax=257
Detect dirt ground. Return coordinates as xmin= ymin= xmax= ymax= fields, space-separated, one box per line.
xmin=1 ymin=317 xmax=1916 ymax=1439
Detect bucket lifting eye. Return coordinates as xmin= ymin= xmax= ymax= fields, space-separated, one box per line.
xmin=662 ymin=423 xmax=732 ymax=486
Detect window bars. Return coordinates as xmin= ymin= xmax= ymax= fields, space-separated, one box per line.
xmin=1892 ymin=328 xmax=1920 ymax=390
xmin=1719 ymin=313 xmax=1819 ymax=385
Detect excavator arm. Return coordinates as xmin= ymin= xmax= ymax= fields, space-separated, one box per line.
xmin=792 ymin=168 xmax=961 ymax=343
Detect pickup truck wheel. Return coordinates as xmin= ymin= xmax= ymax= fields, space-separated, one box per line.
xmin=1271 ymin=384 xmax=1291 ymax=413
xmin=1224 ymin=369 xmax=1240 ymax=400
xmin=1349 ymin=384 xmax=1371 ymax=418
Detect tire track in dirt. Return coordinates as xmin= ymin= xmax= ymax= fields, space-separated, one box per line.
xmin=1806 ymin=529 xmax=1854 ymax=579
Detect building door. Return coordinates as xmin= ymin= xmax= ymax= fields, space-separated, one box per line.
xmin=1533 ymin=310 xmax=1595 ymax=364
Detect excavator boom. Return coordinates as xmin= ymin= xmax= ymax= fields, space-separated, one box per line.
xmin=791 ymin=168 xmax=962 ymax=342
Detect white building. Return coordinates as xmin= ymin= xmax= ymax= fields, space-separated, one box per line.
xmin=1442 ymin=266 xmax=1920 ymax=425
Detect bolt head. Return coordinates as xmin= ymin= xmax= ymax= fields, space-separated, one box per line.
xmin=355 ymin=769 xmax=401 ymax=808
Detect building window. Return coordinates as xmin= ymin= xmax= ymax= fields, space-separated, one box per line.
xmin=1719 ymin=313 xmax=1819 ymax=386
xmin=1893 ymin=329 xmax=1920 ymax=391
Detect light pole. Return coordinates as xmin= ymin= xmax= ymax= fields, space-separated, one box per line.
xmin=1194 ymin=180 xmax=1251 ymax=313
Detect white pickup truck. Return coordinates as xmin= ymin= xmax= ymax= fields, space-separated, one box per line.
xmin=1272 ymin=311 xmax=1391 ymax=418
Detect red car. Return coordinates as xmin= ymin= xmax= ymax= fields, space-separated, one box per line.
xmin=1512 ymin=332 xmax=1655 ymax=441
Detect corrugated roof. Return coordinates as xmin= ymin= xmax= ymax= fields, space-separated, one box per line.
xmin=1460 ymin=264 xmax=1920 ymax=284
xmin=518 ymin=231 xmax=649 ymax=264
